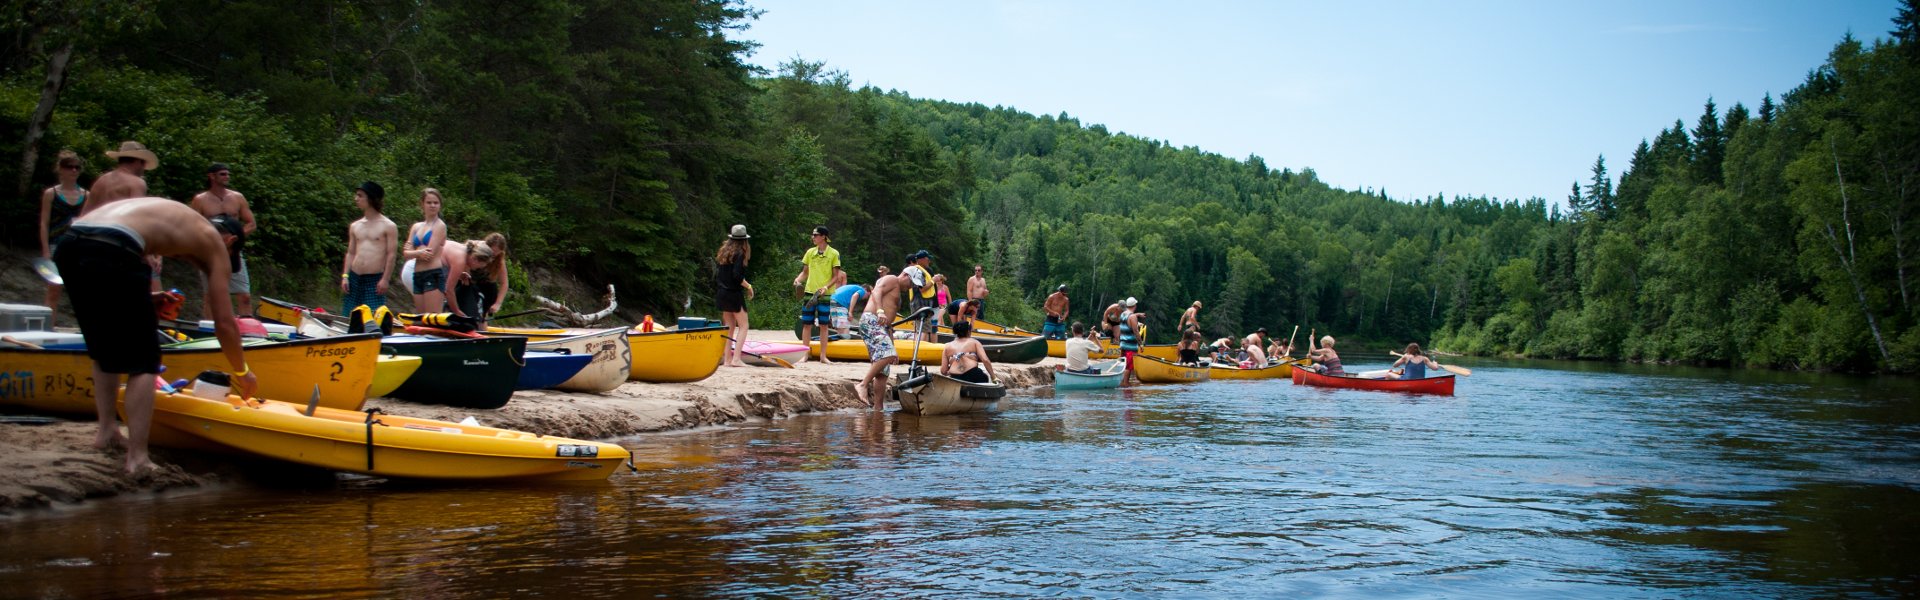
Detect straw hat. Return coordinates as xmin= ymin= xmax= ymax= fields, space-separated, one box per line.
xmin=105 ymin=141 xmax=159 ymax=170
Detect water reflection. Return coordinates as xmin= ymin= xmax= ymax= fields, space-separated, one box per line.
xmin=1 ymin=361 xmax=1914 ymax=597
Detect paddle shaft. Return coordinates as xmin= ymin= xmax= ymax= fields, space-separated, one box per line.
xmin=1388 ymin=351 xmax=1471 ymax=376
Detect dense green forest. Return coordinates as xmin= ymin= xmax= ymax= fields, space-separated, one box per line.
xmin=4 ymin=1 xmax=1915 ymax=372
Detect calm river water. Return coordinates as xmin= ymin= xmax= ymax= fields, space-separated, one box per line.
xmin=3 ymin=355 xmax=1917 ymax=598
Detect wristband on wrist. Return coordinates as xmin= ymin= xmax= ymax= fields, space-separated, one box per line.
xmin=233 ymin=363 xmax=250 ymax=378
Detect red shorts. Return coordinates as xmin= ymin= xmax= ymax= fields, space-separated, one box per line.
xmin=1123 ymin=350 xmax=1136 ymax=371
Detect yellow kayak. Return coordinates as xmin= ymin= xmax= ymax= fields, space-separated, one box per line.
xmin=0 ymin=334 xmax=383 ymax=415
xmin=1133 ymin=354 xmax=1211 ymax=383
xmin=137 ymin=389 xmax=629 ymax=481
xmin=1208 ymin=359 xmax=1305 ymax=380
xmin=368 ymin=354 xmax=423 ymax=397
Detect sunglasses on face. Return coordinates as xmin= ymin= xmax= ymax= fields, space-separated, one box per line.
xmin=59 ymin=164 xmax=80 ymax=171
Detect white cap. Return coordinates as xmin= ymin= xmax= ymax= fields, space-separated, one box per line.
xmin=1124 ymin=297 xmax=1138 ymax=307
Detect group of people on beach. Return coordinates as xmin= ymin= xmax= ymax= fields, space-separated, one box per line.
xmin=711 ymin=224 xmax=994 ymax=408
xmin=33 ymin=141 xmax=518 ymax=475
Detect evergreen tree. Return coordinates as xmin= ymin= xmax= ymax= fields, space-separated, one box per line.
xmin=1585 ymin=155 xmax=1614 ymax=219
xmin=1691 ymin=98 xmax=1725 ymax=185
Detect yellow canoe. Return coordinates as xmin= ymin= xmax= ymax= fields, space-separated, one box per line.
xmin=1045 ymin=337 xmax=1124 ymax=360
xmin=138 ymin=389 xmax=629 ymax=481
xmin=624 ymin=327 xmax=725 ymax=383
xmin=1208 ymin=359 xmax=1305 ymax=380
xmin=807 ymin=337 xmax=948 ymax=363
xmin=1136 ymin=344 xmax=1181 ymax=361
xmin=368 ymin=354 xmax=423 ymax=397
xmin=1133 ymin=354 xmax=1211 ymax=384
xmin=0 ymin=334 xmax=382 ymax=415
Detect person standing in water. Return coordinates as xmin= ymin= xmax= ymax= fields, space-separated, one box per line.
xmin=402 ymin=187 xmax=450 ymax=312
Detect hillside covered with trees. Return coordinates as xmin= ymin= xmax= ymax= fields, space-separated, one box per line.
xmin=4 ymin=0 xmax=1915 ymax=372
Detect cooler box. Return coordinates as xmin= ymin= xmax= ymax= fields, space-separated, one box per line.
xmin=677 ymin=316 xmax=720 ymax=330
xmin=0 ymin=303 xmax=53 ymax=332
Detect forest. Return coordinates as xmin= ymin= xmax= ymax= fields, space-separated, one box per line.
xmin=3 ymin=0 xmax=1915 ymax=372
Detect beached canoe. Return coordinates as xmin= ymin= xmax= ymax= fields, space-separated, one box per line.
xmin=137 ymin=389 xmax=629 ymax=481
xmin=382 ymin=335 xmax=527 ymax=409
xmin=484 ymin=328 xmax=630 ymax=393
xmin=255 ymin=296 xmax=307 ymax=326
xmin=931 ymin=332 xmax=1046 ymax=364
xmin=1132 ymin=354 xmax=1211 ymax=384
xmin=624 ymin=326 xmax=725 ymax=383
xmin=515 ymin=351 xmax=593 ymax=391
xmin=1054 ymin=360 xmax=1125 ymax=390
xmin=1044 ymin=337 xmax=1125 ymax=360
xmin=0 ymin=334 xmax=383 ymax=415
xmin=807 ymin=337 xmax=948 ymax=363
xmin=1209 ymin=359 xmax=1305 ymax=380
xmin=1136 ymin=344 xmax=1182 ymax=362
xmin=741 ymin=340 xmax=808 ymax=367
xmin=367 ymin=354 xmax=421 ymax=397
xmin=892 ymin=370 xmax=1006 ymax=416
xmin=1291 ymin=367 xmax=1455 ymax=395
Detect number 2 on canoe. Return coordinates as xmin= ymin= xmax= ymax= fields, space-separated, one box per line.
xmin=330 ymin=362 xmax=344 ymax=382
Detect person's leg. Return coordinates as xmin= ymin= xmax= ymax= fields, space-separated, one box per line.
xmin=90 ymin=365 xmax=125 ymax=450
xmin=121 ymin=373 xmax=158 ymax=474
xmin=45 ymin=284 xmax=61 ymax=328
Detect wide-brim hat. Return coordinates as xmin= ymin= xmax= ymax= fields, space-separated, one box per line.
xmin=105 ymin=141 xmax=159 ymax=170
xmin=729 ymin=224 xmax=751 ymax=239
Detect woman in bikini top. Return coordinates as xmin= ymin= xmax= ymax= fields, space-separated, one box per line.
xmin=941 ymin=321 xmax=995 ymax=384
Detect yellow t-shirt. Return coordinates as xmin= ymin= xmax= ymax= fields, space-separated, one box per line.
xmin=800 ymin=246 xmax=840 ymax=292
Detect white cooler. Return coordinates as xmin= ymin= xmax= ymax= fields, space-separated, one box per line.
xmin=0 ymin=303 xmax=53 ymax=331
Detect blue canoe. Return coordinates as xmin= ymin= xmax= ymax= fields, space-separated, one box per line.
xmin=516 ymin=351 xmax=594 ymax=391
xmin=1054 ymin=360 xmax=1125 ymax=391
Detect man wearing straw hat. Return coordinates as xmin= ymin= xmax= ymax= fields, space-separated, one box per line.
xmin=83 ymin=141 xmax=158 ymax=215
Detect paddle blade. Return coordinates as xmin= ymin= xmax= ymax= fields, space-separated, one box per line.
xmin=30 ymin=257 xmax=62 ymax=285
xmin=1442 ymin=364 xmax=1473 ymax=376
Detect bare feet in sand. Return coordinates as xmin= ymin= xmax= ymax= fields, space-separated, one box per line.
xmin=93 ymin=431 xmax=127 ymax=452
xmin=124 ymin=454 xmax=157 ymax=477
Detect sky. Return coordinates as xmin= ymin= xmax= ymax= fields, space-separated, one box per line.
xmin=738 ymin=0 xmax=1904 ymax=205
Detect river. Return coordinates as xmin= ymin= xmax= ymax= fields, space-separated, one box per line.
xmin=2 ymin=355 xmax=1916 ymax=598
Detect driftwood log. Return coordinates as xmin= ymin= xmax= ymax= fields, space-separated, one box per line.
xmin=533 ymin=285 xmax=618 ymax=327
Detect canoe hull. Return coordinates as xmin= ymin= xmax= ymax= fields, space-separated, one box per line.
xmin=809 ymin=338 xmax=948 ymax=363
xmin=741 ymin=340 xmax=808 ymax=367
xmin=0 ymin=334 xmax=382 ymax=415
xmin=1045 ymin=337 xmax=1123 ymax=360
xmin=500 ymin=328 xmax=631 ymax=393
xmin=1209 ymin=360 xmax=1302 ymax=380
xmin=383 ymin=335 xmax=527 ymax=409
xmin=1133 ymin=354 xmax=1211 ymax=384
xmin=893 ymin=371 xmax=1005 ymax=416
xmin=141 ymin=390 xmax=628 ymax=481
xmin=368 ymin=355 xmax=422 ymax=398
xmin=933 ymin=333 xmax=1046 ymax=364
xmin=625 ymin=327 xmax=725 ymax=383
xmin=1054 ymin=360 xmax=1124 ymax=390
xmin=1291 ymin=367 xmax=1455 ymax=395
xmin=515 ymin=352 xmax=593 ymax=390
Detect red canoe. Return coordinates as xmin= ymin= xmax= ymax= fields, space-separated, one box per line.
xmin=1291 ymin=367 xmax=1455 ymax=395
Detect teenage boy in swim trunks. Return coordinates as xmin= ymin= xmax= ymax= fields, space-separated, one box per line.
xmin=191 ymin=163 xmax=257 ymax=316
xmin=854 ymin=272 xmax=907 ymax=409
xmin=55 ymin=198 xmax=259 ymax=475
xmin=1042 ymin=285 xmax=1070 ymax=339
xmin=340 ymin=181 xmax=397 ymax=314
xmin=793 ymin=225 xmax=841 ymax=364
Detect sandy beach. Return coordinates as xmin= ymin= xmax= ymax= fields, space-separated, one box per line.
xmin=0 ymin=329 xmax=1061 ymax=514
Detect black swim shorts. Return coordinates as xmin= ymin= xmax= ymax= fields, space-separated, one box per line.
xmin=54 ymin=226 xmax=162 ymax=374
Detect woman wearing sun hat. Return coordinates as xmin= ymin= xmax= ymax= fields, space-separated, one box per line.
xmin=715 ymin=224 xmax=754 ymax=367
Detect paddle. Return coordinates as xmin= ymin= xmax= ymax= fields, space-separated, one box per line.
xmin=486 ymin=308 xmax=549 ymax=322
xmin=1389 ymin=351 xmax=1472 ymax=376
xmin=1285 ymin=325 xmax=1299 ymax=361
xmin=720 ymin=334 xmax=795 ymax=368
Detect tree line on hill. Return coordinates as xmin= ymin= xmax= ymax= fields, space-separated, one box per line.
xmin=4 ymin=0 xmax=1914 ymax=372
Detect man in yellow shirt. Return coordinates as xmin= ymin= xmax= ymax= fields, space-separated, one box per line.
xmin=793 ymin=225 xmax=841 ymax=363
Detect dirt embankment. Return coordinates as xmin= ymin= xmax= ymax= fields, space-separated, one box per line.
xmin=0 ymin=347 xmax=1061 ymax=515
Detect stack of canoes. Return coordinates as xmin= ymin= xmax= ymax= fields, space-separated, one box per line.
xmin=134 ymin=388 xmax=629 ymax=481
xmin=1291 ymin=367 xmax=1456 ymax=395
xmin=0 ymin=333 xmax=388 ymax=414
xmin=292 ymin=312 xmax=531 ymax=408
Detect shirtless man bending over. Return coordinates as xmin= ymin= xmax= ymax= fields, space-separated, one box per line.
xmin=854 ymin=272 xmax=908 ymax=409
xmin=55 ymin=198 xmax=259 ymax=475
xmin=339 ymin=182 xmax=397 ymax=314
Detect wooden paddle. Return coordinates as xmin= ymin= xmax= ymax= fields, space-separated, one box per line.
xmin=1285 ymin=325 xmax=1299 ymax=360
xmin=720 ymin=334 xmax=795 ymax=368
xmin=1390 ymin=351 xmax=1472 ymax=376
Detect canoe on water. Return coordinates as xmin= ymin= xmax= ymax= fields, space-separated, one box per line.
xmin=1045 ymin=337 xmax=1124 ymax=360
xmin=0 ymin=334 xmax=384 ymax=415
xmin=136 ymin=389 xmax=629 ymax=481
xmin=1291 ymin=367 xmax=1455 ymax=395
xmin=1209 ymin=359 xmax=1307 ymax=380
xmin=892 ymin=370 xmax=1006 ymax=416
xmin=1054 ymin=360 xmax=1125 ymax=390
xmin=931 ymin=332 xmax=1047 ymax=364
xmin=1132 ymin=354 xmax=1211 ymax=384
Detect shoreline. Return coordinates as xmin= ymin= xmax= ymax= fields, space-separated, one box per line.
xmin=0 ymin=328 xmax=1060 ymax=515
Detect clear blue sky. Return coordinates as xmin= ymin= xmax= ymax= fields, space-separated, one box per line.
xmin=739 ymin=1 xmax=1902 ymax=205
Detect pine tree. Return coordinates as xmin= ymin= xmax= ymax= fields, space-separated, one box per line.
xmin=1759 ymin=93 xmax=1776 ymax=124
xmin=1692 ymin=98 xmax=1725 ymax=185
xmin=1585 ymin=155 xmax=1614 ymax=219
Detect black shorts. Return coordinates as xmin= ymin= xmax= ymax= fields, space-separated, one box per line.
xmin=715 ymin=287 xmax=745 ymax=313
xmin=412 ymin=266 xmax=448 ymax=295
xmin=54 ymin=228 xmax=161 ymax=375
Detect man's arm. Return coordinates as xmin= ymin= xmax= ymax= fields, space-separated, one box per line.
xmin=190 ymin=239 xmax=256 ymax=400
xmin=378 ymin=221 xmax=398 ymax=293
xmin=340 ymin=224 xmax=357 ymax=293
xmin=236 ymin=194 xmax=257 ymax=235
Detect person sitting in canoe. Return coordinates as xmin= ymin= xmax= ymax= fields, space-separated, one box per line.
xmin=1385 ymin=343 xmax=1445 ymax=380
xmin=1208 ymin=336 xmax=1238 ymax=364
xmin=1062 ymin=322 xmax=1104 ymax=374
xmin=1241 ymin=328 xmax=1269 ymax=366
xmin=1306 ymin=331 xmax=1346 ymax=375
xmin=1177 ymin=329 xmax=1204 ymax=365
xmin=941 ymin=320 xmax=996 ymax=384
xmin=1267 ymin=337 xmax=1293 ymax=363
